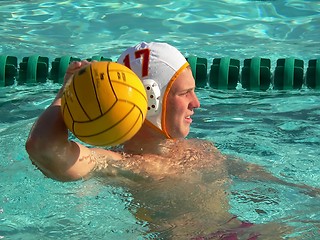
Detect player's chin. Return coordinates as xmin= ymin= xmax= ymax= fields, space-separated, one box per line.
xmin=169 ymin=121 xmax=191 ymax=139
xmin=170 ymin=127 xmax=189 ymax=139
xmin=180 ymin=125 xmax=190 ymax=138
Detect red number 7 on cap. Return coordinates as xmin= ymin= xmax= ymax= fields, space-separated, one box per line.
xmin=123 ymin=48 xmax=150 ymax=77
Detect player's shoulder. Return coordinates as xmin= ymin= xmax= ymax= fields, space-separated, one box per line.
xmin=175 ymin=138 xmax=216 ymax=149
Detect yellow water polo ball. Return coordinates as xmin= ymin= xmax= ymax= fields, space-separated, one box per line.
xmin=61 ymin=61 xmax=148 ymax=146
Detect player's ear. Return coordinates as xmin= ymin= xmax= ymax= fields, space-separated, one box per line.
xmin=142 ymin=79 xmax=161 ymax=117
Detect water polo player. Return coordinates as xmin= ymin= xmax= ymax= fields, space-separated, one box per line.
xmin=26 ymin=42 xmax=295 ymax=238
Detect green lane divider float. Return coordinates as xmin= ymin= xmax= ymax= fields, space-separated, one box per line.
xmin=209 ymin=57 xmax=240 ymax=90
xmin=0 ymin=55 xmax=17 ymax=87
xmin=1 ymin=55 xmax=320 ymax=91
xmin=306 ymin=59 xmax=320 ymax=89
xmin=18 ymin=55 xmax=49 ymax=84
xmin=50 ymin=56 xmax=81 ymax=84
xmin=241 ymin=57 xmax=271 ymax=91
xmin=186 ymin=56 xmax=208 ymax=87
xmin=274 ymin=57 xmax=304 ymax=90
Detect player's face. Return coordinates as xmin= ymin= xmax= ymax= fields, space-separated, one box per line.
xmin=165 ymin=67 xmax=200 ymax=138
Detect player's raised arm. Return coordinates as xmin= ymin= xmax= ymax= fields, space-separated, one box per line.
xmin=25 ymin=61 xmax=117 ymax=181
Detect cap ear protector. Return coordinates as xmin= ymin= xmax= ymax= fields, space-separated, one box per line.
xmin=142 ymin=79 xmax=161 ymax=116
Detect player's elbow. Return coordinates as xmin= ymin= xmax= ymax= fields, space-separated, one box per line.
xmin=25 ymin=135 xmax=42 ymax=164
xmin=25 ymin=137 xmax=82 ymax=182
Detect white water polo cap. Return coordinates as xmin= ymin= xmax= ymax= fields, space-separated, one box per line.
xmin=117 ymin=42 xmax=189 ymax=138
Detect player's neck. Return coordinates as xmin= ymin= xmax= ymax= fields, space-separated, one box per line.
xmin=123 ymin=123 xmax=168 ymax=154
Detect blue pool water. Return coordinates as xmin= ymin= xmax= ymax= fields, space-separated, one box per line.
xmin=1 ymin=0 xmax=320 ymax=239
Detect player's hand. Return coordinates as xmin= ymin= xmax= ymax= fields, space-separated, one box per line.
xmin=64 ymin=60 xmax=91 ymax=83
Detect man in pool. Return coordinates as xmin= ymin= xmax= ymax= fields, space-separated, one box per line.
xmin=26 ymin=42 xmax=304 ymax=238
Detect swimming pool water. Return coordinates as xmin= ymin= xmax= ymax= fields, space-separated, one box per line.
xmin=1 ymin=0 xmax=320 ymax=239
